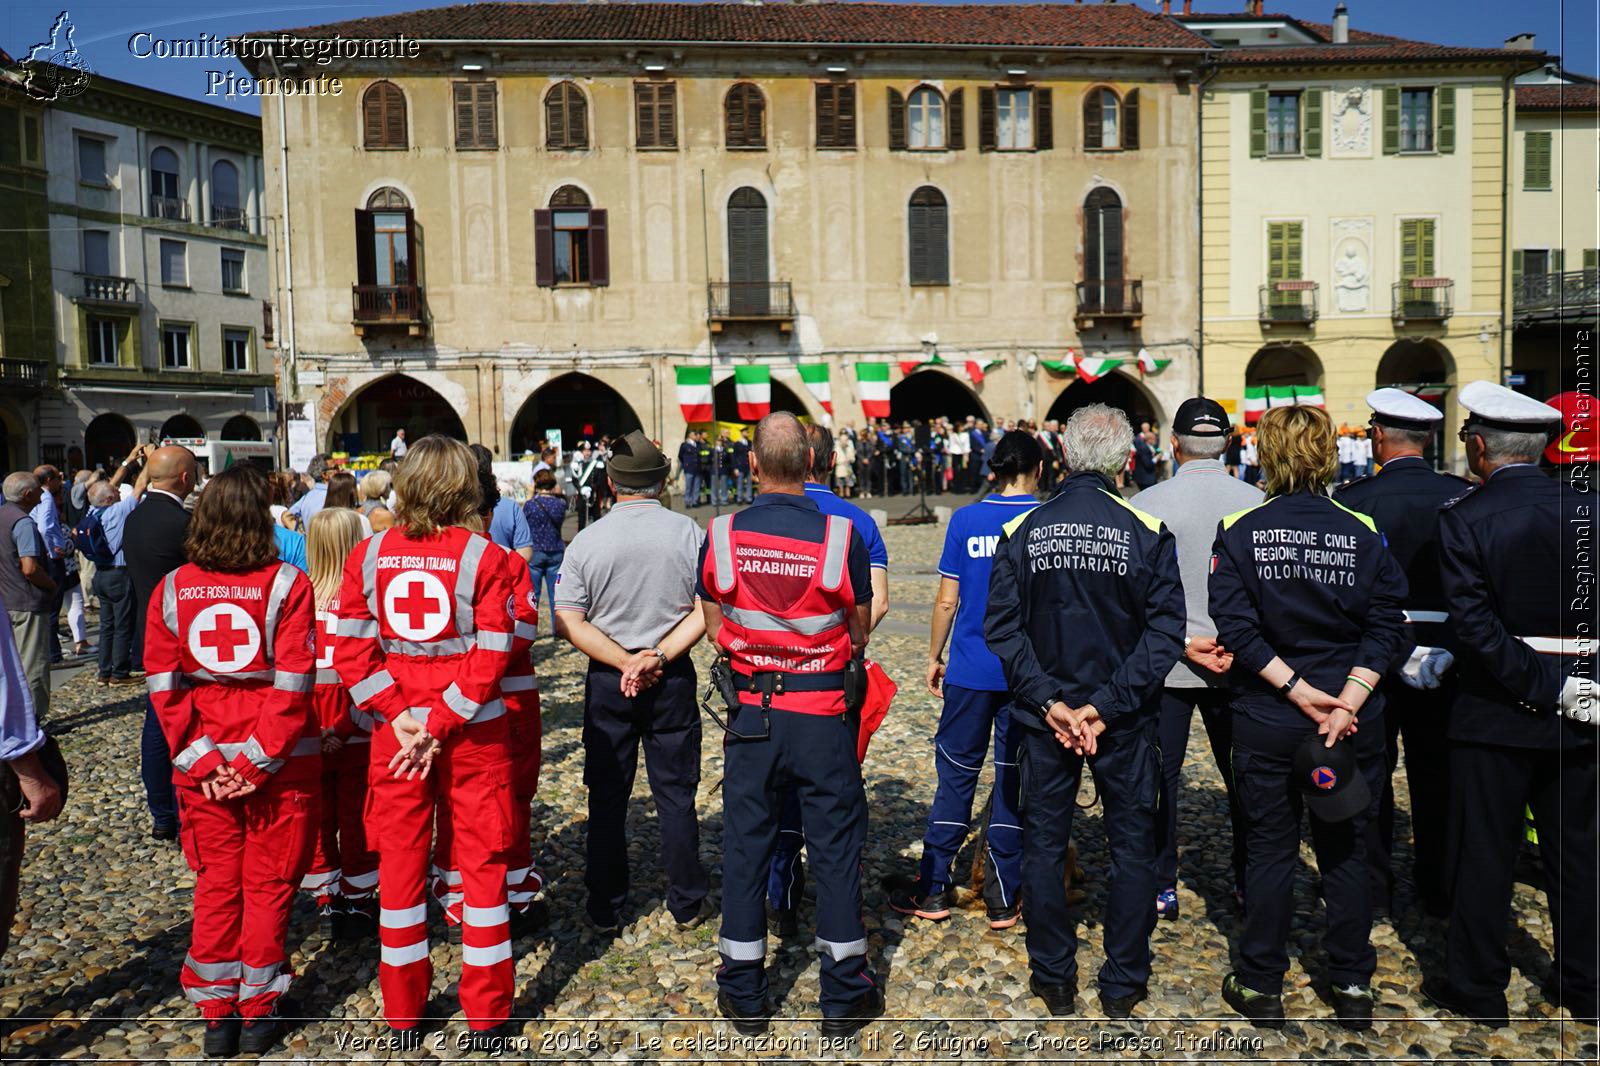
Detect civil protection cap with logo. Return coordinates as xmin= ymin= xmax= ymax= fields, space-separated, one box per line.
xmin=1173 ymin=396 xmax=1230 ymax=437
xmin=1543 ymin=390 xmax=1598 ymax=465
xmin=1366 ymin=387 xmax=1444 ymax=433
xmin=607 ymin=430 xmax=670 ymax=488
xmin=1291 ymin=733 xmax=1370 ymax=823
xmin=1458 ymin=380 xmax=1562 ymax=434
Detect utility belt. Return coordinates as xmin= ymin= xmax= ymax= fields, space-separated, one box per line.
xmin=702 ymin=656 xmax=865 ymax=740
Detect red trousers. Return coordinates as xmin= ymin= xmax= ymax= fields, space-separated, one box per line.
xmin=369 ymin=716 xmax=515 ymax=1030
xmin=302 ymin=741 xmax=378 ymax=907
xmin=178 ymin=777 xmax=316 ymax=1019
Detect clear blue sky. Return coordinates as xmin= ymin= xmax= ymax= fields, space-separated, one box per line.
xmin=5 ymin=0 xmax=1595 ymax=116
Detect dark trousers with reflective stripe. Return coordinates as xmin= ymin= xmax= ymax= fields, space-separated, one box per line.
xmin=1019 ymin=718 xmax=1159 ymax=998
xmin=720 ymin=703 xmax=876 ymax=1016
xmin=1155 ymin=687 xmax=1245 ymax=892
xmin=918 ymin=684 xmax=1021 ymax=906
xmin=1367 ymin=676 xmax=1452 ymax=914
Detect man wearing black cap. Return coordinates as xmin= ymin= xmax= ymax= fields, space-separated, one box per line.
xmin=1132 ymin=397 xmax=1262 ymax=921
xmin=553 ymin=430 xmax=712 ymax=932
xmin=1423 ymin=381 xmax=1597 ymax=1028
xmin=1334 ymin=389 xmax=1470 ymax=919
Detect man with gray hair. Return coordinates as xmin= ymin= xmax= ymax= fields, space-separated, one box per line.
xmin=78 ymin=448 xmax=154 ymax=687
xmin=1127 ymin=397 xmax=1262 ymax=922
xmin=985 ymin=403 xmax=1185 ymax=1019
xmin=283 ymin=453 xmax=331 ymax=530
xmin=0 ymin=473 xmax=57 ymax=721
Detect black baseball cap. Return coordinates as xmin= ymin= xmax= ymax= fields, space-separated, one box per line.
xmin=1292 ymin=733 xmax=1370 ymax=823
xmin=1173 ymin=397 xmax=1230 ymax=437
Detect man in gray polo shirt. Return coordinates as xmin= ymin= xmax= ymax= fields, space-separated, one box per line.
xmin=554 ymin=430 xmax=711 ymax=933
xmin=1131 ymin=397 xmax=1262 ymax=922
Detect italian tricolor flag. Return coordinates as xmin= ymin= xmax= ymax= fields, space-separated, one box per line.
xmin=1073 ymin=352 xmax=1123 ymax=383
xmin=797 ymin=363 xmax=833 ymax=417
xmin=1243 ymin=383 xmax=1325 ymax=424
xmin=675 ymin=366 xmax=713 ymax=423
xmin=735 ymin=364 xmax=771 ymax=421
xmin=1137 ymin=348 xmax=1171 ymax=376
xmin=856 ymin=362 xmax=892 ymax=419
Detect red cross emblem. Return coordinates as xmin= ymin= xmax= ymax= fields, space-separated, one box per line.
xmin=189 ymin=603 xmax=262 ymax=673
xmin=1311 ymin=766 xmax=1338 ymax=790
xmin=383 ymin=571 xmax=452 ymax=641
xmin=316 ymin=611 xmax=336 ymax=669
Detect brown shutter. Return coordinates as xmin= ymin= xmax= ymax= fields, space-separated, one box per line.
xmin=725 ymin=87 xmax=745 ymax=145
xmin=748 ymin=86 xmax=765 ymax=147
xmin=545 ymin=87 xmax=564 ymax=148
xmin=567 ymin=86 xmax=587 ymax=148
xmin=635 ymin=83 xmax=654 ymax=147
xmin=354 ymin=210 xmax=376 ymax=285
xmin=888 ymin=88 xmax=907 ymax=150
xmin=1083 ymin=88 xmax=1103 ymax=149
xmin=384 ymin=83 xmax=406 ymax=147
xmin=837 ymin=83 xmax=857 ymax=147
xmin=588 ymin=209 xmax=610 ymax=286
xmin=815 ymin=83 xmax=834 ymax=147
xmin=534 ymin=210 xmax=555 ymax=287
xmin=948 ymin=88 xmax=965 ymax=150
xmin=474 ymin=83 xmax=497 ymax=149
xmin=400 ymin=208 xmax=417 ymax=284
xmin=978 ymin=87 xmax=996 ymax=151
xmin=1123 ymin=89 xmax=1140 ymax=150
xmin=1035 ymin=88 xmax=1053 ymax=150
xmin=363 ymin=85 xmax=385 ymax=148
xmin=453 ymin=83 xmax=475 ymax=149
xmin=657 ymin=83 xmax=677 ymax=147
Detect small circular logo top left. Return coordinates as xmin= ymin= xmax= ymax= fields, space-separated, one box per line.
xmin=22 ymin=12 xmax=95 ymax=101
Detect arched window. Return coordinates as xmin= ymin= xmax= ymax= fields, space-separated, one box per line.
xmin=366 ymin=186 xmax=410 ymax=210
xmin=149 ymin=147 xmax=183 ymax=219
xmin=536 ymin=186 xmax=608 ymax=287
xmin=908 ymin=186 xmax=949 ymax=286
xmin=362 ymin=81 xmax=408 ymax=149
xmin=1082 ymin=187 xmax=1125 ymax=311
xmin=545 ymin=82 xmax=588 ymax=150
xmin=1084 ymin=86 xmax=1140 ymax=151
xmin=726 ymin=188 xmax=770 ymax=314
xmin=356 ymin=187 xmax=415 ymax=310
xmin=211 ymin=159 xmax=243 ymax=229
xmin=725 ymin=83 xmax=766 ymax=149
xmin=907 ymin=87 xmax=945 ymax=149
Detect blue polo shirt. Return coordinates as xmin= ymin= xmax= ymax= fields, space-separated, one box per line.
xmin=803 ymin=483 xmax=888 ymax=570
xmin=489 ymin=496 xmax=533 ymax=553
xmin=274 ymin=525 xmax=308 ymax=573
xmin=937 ymin=493 xmax=1039 ymax=691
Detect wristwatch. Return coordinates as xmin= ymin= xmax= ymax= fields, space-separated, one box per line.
xmin=651 ymin=646 xmax=667 ymax=665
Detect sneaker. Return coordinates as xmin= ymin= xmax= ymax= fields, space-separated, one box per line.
xmin=769 ymin=908 xmax=799 ymax=939
xmin=819 ymin=986 xmax=884 ymax=1039
xmin=717 ymin=991 xmax=770 ymax=1037
xmin=467 ymin=1021 xmax=520 ymax=1053
xmin=1155 ymin=887 xmax=1180 ymax=922
xmin=202 ymin=1014 xmax=241 ymax=1057
xmin=1331 ymin=983 xmax=1374 ymax=1032
xmin=887 ymin=884 xmax=952 ymax=922
xmin=1100 ymin=985 xmax=1149 ymax=1020
xmin=986 ymin=901 xmax=1020 ymax=931
xmin=1222 ymin=973 xmax=1285 ymax=1029
xmin=238 ymin=1010 xmax=283 ymax=1054
xmin=1029 ymin=976 xmax=1076 ymax=1016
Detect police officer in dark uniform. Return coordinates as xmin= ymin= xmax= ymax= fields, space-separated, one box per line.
xmin=1423 ymin=381 xmax=1598 ymax=1028
xmin=698 ymin=412 xmax=881 ymax=1038
xmin=1209 ymin=403 xmax=1409 ymax=1030
xmin=1334 ymin=388 xmax=1470 ymax=918
xmin=985 ymin=403 xmax=1185 ymax=1019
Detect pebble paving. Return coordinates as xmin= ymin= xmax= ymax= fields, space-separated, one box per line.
xmin=3 ymin=521 xmax=1595 ymax=1063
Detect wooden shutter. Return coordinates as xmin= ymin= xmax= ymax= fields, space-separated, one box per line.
xmin=568 ymin=86 xmax=588 ymax=148
xmin=1035 ymin=88 xmax=1053 ymax=150
xmin=1382 ymin=87 xmax=1400 ymax=154
xmin=725 ymin=87 xmax=746 ymax=146
xmin=1401 ymin=219 xmax=1420 ymax=280
xmin=636 ymin=83 xmax=676 ymax=148
xmin=888 ymin=88 xmax=907 ymax=150
xmin=362 ymin=84 xmax=386 ymax=148
xmin=816 ymin=83 xmax=835 ymax=147
xmin=978 ymin=88 xmax=996 ymax=151
xmin=908 ymin=188 xmax=948 ymax=285
xmin=1123 ymin=88 xmax=1140 ymax=150
xmin=354 ymin=210 xmax=376 ymax=285
xmin=1249 ymin=89 xmax=1267 ymax=157
xmin=588 ymin=209 xmax=610 ymax=286
xmin=384 ymin=84 xmax=407 ymax=147
xmin=1302 ymin=89 xmax=1322 ymax=157
xmin=474 ymin=83 xmax=497 ymax=149
xmin=545 ymin=87 xmax=564 ymax=148
xmin=1436 ymin=86 xmax=1455 ymax=154
xmin=1551 ymin=249 xmax=1564 ymax=274
xmin=1585 ymin=249 xmax=1599 ymax=272
xmin=453 ymin=83 xmax=476 ymax=149
xmin=1083 ymin=89 xmax=1104 ymax=149
xmin=1512 ymin=248 xmax=1524 ymax=290
xmin=728 ymin=192 xmax=769 ymax=284
xmin=837 ymin=83 xmax=857 ymax=147
xmin=1419 ymin=219 xmax=1435 ymax=275
xmin=948 ymin=88 xmax=965 ymax=150
xmin=1525 ymin=131 xmax=1552 ymax=189
xmin=534 ymin=210 xmax=555 ymax=287
xmin=401 ymin=209 xmax=417 ymax=284
xmin=1267 ymin=222 xmax=1302 ymax=281
xmin=635 ymin=83 xmax=655 ymax=147
xmin=659 ymin=84 xmax=677 ymax=147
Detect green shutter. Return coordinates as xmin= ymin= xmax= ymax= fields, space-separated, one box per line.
xmin=1512 ymin=249 xmax=1524 ymax=290
xmin=1249 ymin=89 xmax=1268 ymax=157
xmin=1401 ymin=219 xmax=1434 ymax=280
xmin=1382 ymin=87 xmax=1400 ymax=155
xmin=1437 ymin=86 xmax=1455 ymax=154
xmin=1585 ymin=249 xmax=1599 ymax=272
xmin=1525 ymin=131 xmax=1552 ymax=189
xmin=1552 ymin=249 xmax=1565 ymax=274
xmin=1267 ymin=222 xmax=1303 ymax=283
xmin=1302 ymin=89 xmax=1323 ymax=157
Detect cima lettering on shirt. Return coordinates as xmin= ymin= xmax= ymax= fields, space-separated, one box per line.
xmin=1250 ymin=529 xmax=1359 ymax=587
xmin=1027 ymin=522 xmax=1132 ymax=576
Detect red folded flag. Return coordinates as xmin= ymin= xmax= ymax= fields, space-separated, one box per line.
xmin=856 ymin=659 xmax=897 ymax=763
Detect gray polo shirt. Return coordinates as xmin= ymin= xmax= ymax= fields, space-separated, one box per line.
xmin=1132 ymin=457 xmax=1263 ymax=688
xmin=553 ymin=499 xmax=704 ymax=651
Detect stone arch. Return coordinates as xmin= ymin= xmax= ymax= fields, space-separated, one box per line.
xmin=221 ymin=414 xmax=262 ymax=441
xmin=1246 ymin=342 xmax=1325 ymax=388
xmin=711 ymin=374 xmax=811 ymax=424
xmin=159 ymin=414 xmax=204 ymax=441
xmin=1377 ymin=338 xmax=1456 ymax=467
xmin=85 ymin=412 xmax=136 ymax=471
xmin=510 ymin=372 xmax=643 ymax=454
xmin=1045 ymin=368 xmax=1165 ymax=431
xmin=889 ymin=366 xmax=990 ymax=425
xmin=325 ymin=373 xmax=467 ymax=453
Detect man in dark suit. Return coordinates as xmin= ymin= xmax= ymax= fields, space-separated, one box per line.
xmin=122 ymin=445 xmax=198 ymax=841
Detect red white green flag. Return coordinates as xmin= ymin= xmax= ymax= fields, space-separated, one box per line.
xmin=734 ymin=364 xmax=771 ymax=421
xmin=1073 ymin=352 xmax=1123 ymax=384
xmin=965 ymin=360 xmax=985 ymax=385
xmin=797 ymin=363 xmax=833 ymax=417
xmin=856 ymin=362 xmax=892 ymax=419
xmin=675 ymin=366 xmax=713 ymax=423
xmin=1243 ymin=384 xmax=1269 ymax=425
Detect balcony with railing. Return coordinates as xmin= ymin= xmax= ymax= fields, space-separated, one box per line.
xmin=1391 ymin=278 xmax=1454 ymax=324
xmin=1260 ymin=281 xmax=1319 ymax=327
xmin=352 ymin=284 xmax=426 ymax=336
xmin=0 ymin=359 xmax=49 ymax=391
xmin=77 ymin=274 xmax=138 ymax=305
xmin=1514 ymin=269 xmax=1600 ymax=321
xmin=1074 ymin=279 xmax=1143 ymax=327
xmin=148 ymin=194 xmax=190 ymax=221
xmin=707 ymin=282 xmax=796 ymax=332
xmin=210 ymin=204 xmax=249 ymax=231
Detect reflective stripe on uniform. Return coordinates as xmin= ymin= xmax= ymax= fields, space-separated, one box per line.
xmin=710 ymin=514 xmax=736 ymax=594
xmin=350 ymin=669 xmax=395 ymax=705
xmin=362 ymin=530 xmax=389 ymax=622
xmin=185 ymin=985 xmax=239 ymax=1002
xmin=502 ymin=674 xmax=535 ymax=692
xmin=381 ymin=903 xmax=428 ymax=928
xmin=722 ymin=605 xmax=846 ymax=636
xmin=315 ymin=668 xmax=342 ymax=686
xmin=349 ymin=708 xmax=377 ymax=733
xmin=380 ymin=940 xmax=429 ymax=967
xmin=1403 ymin=610 xmax=1450 ymax=624
xmin=239 ymin=965 xmax=291 ymax=1002
xmin=444 ymin=684 xmax=505 ymax=724
xmin=262 ymin=562 xmax=298 ymax=664
xmin=514 ymin=621 xmax=537 ymax=641
xmin=185 ymin=668 xmax=274 ymax=685
xmin=218 ymin=736 xmax=317 ymax=765
xmin=161 ymin=574 xmax=179 ymax=636
xmin=1518 ymin=636 xmax=1596 ymax=655
xmin=814 ymin=936 xmax=867 ymax=962
xmin=334 ymin=617 xmax=378 ymax=639
xmin=184 ymin=954 xmax=242 ymax=982
xmin=343 ymin=869 xmax=380 ymax=891
xmin=174 ymin=736 xmax=219 ymax=773
xmin=274 ymin=670 xmax=313 ymax=693
xmin=819 ymin=514 xmax=850 ymax=591
xmin=462 ymin=941 xmax=512 ymax=967
xmin=455 ymin=535 xmax=488 ymax=637
xmin=718 ymin=937 xmax=767 ymax=961
xmin=381 ymin=636 xmax=472 ymax=657
xmin=463 ymin=903 xmax=509 ymax=926
xmin=300 ymin=868 xmax=340 ymax=892
xmin=477 ymin=630 xmax=514 ymax=653
xmin=146 ymin=671 xmax=183 ymax=693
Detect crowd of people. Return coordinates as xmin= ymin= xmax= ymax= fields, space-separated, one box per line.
xmin=0 ymin=374 xmax=1592 ymax=1053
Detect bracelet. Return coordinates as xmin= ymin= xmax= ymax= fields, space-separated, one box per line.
xmin=1346 ymin=674 xmax=1375 ymax=695
xmin=652 ymin=646 xmax=667 ymax=664
xmin=1278 ymin=673 xmax=1302 ymax=698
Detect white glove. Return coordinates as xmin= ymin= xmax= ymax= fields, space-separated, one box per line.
xmin=1560 ymin=675 xmax=1599 ymax=726
xmin=1398 ymin=646 xmax=1455 ymax=690
xmin=580 ymin=486 xmax=592 ymax=499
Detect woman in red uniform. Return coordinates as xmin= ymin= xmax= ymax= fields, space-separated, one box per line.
xmin=333 ymin=435 xmax=519 ymax=1045
xmin=145 ymin=464 xmax=318 ymax=1058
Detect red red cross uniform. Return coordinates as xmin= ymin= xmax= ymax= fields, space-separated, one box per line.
xmin=144 ymin=561 xmax=318 ymax=1020
xmin=301 ymin=599 xmax=379 ymax=911
xmin=333 ymin=526 xmax=517 ymax=1031
xmin=432 ymin=549 xmax=544 ymax=923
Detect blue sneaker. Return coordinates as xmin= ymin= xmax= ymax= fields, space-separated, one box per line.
xmin=1155 ymin=887 xmax=1180 ymax=921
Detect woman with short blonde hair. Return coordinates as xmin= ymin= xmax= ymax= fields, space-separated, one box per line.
xmin=391 ymin=436 xmax=481 ymax=537
xmin=360 ymin=470 xmax=392 ymax=513
xmin=1255 ymin=405 xmax=1339 ymax=497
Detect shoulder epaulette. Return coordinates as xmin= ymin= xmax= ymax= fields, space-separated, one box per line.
xmin=1439 ymin=482 xmax=1481 ymax=510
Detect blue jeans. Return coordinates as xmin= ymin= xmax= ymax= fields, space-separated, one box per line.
xmin=528 ymin=550 xmax=564 ymax=634
xmin=141 ymin=699 xmax=178 ymax=831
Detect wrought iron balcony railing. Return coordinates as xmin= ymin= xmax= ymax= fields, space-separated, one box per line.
xmin=351 ymin=284 xmax=425 ymax=329
xmin=1075 ymin=279 xmax=1143 ymax=320
xmin=1392 ymin=278 xmax=1454 ymax=323
xmin=1514 ymin=269 xmax=1599 ymax=318
xmin=707 ymin=281 xmax=796 ymax=322
xmin=148 ymin=194 xmax=189 ymax=221
xmin=1260 ymin=280 xmax=1319 ymax=325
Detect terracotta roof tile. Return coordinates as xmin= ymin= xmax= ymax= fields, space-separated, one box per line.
xmin=1517 ymin=83 xmax=1599 ymax=112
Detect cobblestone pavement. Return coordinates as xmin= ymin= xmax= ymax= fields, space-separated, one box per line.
xmin=3 ymin=522 xmax=1596 ymax=1063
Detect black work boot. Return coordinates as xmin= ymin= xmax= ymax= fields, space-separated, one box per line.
xmin=202 ymin=1014 xmax=241 ymax=1057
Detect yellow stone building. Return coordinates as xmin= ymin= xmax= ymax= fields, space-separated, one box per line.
xmin=1182 ymin=7 xmax=1540 ymax=467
